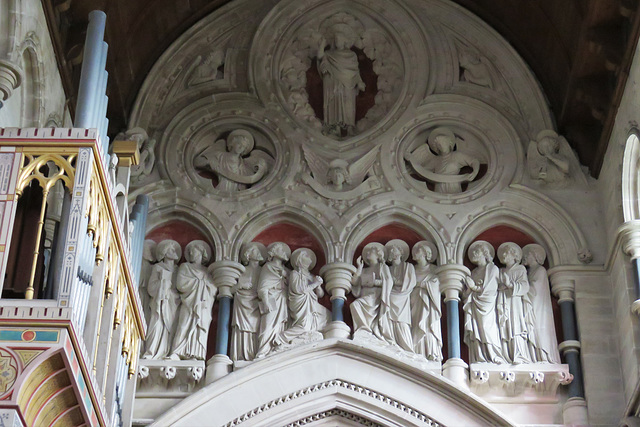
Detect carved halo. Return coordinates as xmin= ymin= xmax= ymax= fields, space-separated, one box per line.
xmin=156 ymin=239 xmax=182 ymax=261
xmin=227 ymin=129 xmax=255 ymax=156
xmin=467 ymin=240 xmax=494 ymax=262
xmin=385 ymin=239 xmax=410 ymax=262
xmin=185 ymin=240 xmax=213 ymax=263
xmin=290 ymin=247 xmax=318 ymax=270
xmin=240 ymin=241 xmax=268 ymax=265
xmin=497 ymin=242 xmax=522 ymax=264
xmin=362 ymin=242 xmax=385 ymax=264
xmin=412 ymin=240 xmax=437 ymax=263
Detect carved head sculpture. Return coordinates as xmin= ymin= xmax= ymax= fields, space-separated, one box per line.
xmin=385 ymin=239 xmax=410 ymax=263
xmin=362 ymin=242 xmax=385 ymax=265
xmin=267 ymin=242 xmax=291 ymax=262
xmin=327 ymin=159 xmax=351 ymax=187
xmin=241 ymin=242 xmax=268 ymax=265
xmin=227 ymin=129 xmax=255 ymax=156
xmin=497 ymin=242 xmax=523 ymax=266
xmin=522 ymin=243 xmax=546 ymax=267
xmin=290 ymin=248 xmax=317 ymax=271
xmin=143 ymin=239 xmax=158 ymax=262
xmin=412 ymin=241 xmax=437 ymax=264
xmin=185 ymin=240 xmax=212 ymax=265
xmin=468 ymin=240 xmax=494 ymax=266
xmin=156 ymin=239 xmax=182 ymax=262
xmin=535 ymin=130 xmax=560 ymax=157
xmin=428 ymin=126 xmax=456 ymax=155
xmin=331 ymin=23 xmax=357 ymax=49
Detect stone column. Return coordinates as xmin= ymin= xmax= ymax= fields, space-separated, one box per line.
xmin=548 ymin=268 xmax=588 ymax=426
xmin=0 ymin=59 xmax=22 ymax=110
xmin=205 ymin=260 xmax=245 ymax=384
xmin=619 ymin=220 xmax=640 ymax=314
xmin=320 ymin=262 xmax=356 ymax=339
xmin=437 ymin=264 xmax=470 ymax=388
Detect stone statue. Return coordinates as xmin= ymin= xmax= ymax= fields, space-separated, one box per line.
xmin=276 ymin=248 xmax=330 ymax=346
xmin=188 ymin=50 xmax=225 ymax=86
xmin=230 ymin=242 xmax=267 ymax=362
xmin=379 ymin=239 xmax=416 ymax=352
xmin=255 ymin=242 xmax=291 ymax=358
xmin=317 ymin=23 xmax=366 ymax=137
xmin=458 ymin=48 xmax=493 ymax=88
xmin=194 ymin=129 xmax=273 ymax=192
xmin=131 ymin=137 xmax=156 ymax=183
xmin=527 ymin=130 xmax=587 ymax=187
xmin=410 ymin=241 xmax=442 ymax=361
xmin=143 ymin=240 xmax=181 ymax=360
xmin=463 ymin=241 xmax=507 ymax=364
xmin=169 ymin=240 xmax=217 ymax=361
xmin=139 ymin=239 xmax=157 ymax=325
xmin=405 ymin=126 xmax=480 ymax=194
xmin=522 ymin=244 xmax=561 ymax=364
xmin=497 ymin=242 xmax=535 ymax=364
xmin=301 ymin=146 xmax=380 ymax=199
xmin=350 ymin=242 xmax=393 ymax=340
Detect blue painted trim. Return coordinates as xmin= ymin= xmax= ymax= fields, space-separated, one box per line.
xmin=446 ymin=299 xmax=460 ymax=359
xmin=215 ymin=296 xmax=232 ymax=355
xmin=331 ymin=298 xmax=344 ymax=322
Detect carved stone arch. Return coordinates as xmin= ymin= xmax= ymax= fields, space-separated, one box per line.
xmin=622 ymin=130 xmax=640 ymax=222
xmin=17 ymin=34 xmax=45 ymax=127
xmin=149 ymin=340 xmax=514 ymax=426
xmin=143 ymin=190 xmax=226 ymax=261
xmin=453 ymin=187 xmax=590 ymax=266
xmin=230 ymin=205 xmax=337 ymax=262
xmin=341 ymin=203 xmax=447 ymax=264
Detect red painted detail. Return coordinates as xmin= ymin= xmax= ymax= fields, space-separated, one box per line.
xmin=146 ymin=220 xmax=211 ymax=262
xmin=20 ymin=330 xmax=35 ymax=342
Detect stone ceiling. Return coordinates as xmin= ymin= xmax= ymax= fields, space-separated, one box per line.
xmin=42 ymin=0 xmax=640 ymax=176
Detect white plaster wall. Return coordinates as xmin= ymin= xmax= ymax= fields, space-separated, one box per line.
xmin=0 ymin=0 xmax=69 ymax=128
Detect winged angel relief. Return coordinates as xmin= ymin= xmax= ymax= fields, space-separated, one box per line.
xmin=526 ymin=130 xmax=587 ymax=188
xmin=301 ymin=146 xmax=380 ymax=200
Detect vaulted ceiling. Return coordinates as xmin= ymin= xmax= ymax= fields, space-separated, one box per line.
xmin=42 ymin=0 xmax=640 ymax=176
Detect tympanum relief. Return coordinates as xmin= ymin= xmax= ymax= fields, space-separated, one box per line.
xmin=527 ymin=130 xmax=587 ymax=188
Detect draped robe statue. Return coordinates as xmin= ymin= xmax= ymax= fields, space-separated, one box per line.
xmin=380 ymin=239 xmax=416 ymax=352
xmin=410 ymin=241 xmax=442 ymax=361
xmin=143 ymin=240 xmax=181 ymax=359
xmin=497 ymin=242 xmax=534 ymax=364
xmin=463 ymin=241 xmax=507 ymax=364
xmin=255 ymin=242 xmax=291 ymax=358
xmin=230 ymin=242 xmax=265 ymax=362
xmin=170 ymin=241 xmax=217 ymax=361
xmin=350 ymin=242 xmax=392 ymax=340
xmin=523 ymin=244 xmax=561 ymax=363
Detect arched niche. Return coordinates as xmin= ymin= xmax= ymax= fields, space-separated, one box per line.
xmin=146 ymin=220 xmax=213 ymax=263
xmin=622 ymin=132 xmax=640 ymax=222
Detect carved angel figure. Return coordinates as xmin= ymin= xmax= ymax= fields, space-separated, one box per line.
xmin=194 ymin=129 xmax=273 ymax=192
xmin=458 ymin=48 xmax=493 ymax=88
xmin=317 ymin=23 xmax=365 ymax=137
xmin=405 ymin=126 xmax=480 ymax=194
xmin=301 ymin=146 xmax=379 ymax=199
xmin=114 ymin=127 xmax=157 ymax=183
xmin=527 ymin=130 xmax=586 ymax=187
xmin=188 ymin=50 xmax=225 ymax=86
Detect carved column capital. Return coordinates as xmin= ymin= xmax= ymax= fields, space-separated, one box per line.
xmin=208 ymin=260 xmax=245 ymax=298
xmin=619 ymin=220 xmax=640 ymax=259
xmin=320 ymin=262 xmax=356 ymax=300
xmin=548 ymin=267 xmax=576 ymax=303
xmin=437 ymin=264 xmax=470 ymax=302
xmin=0 ymin=59 xmax=22 ymax=104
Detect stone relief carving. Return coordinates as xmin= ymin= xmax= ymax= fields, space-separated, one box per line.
xmin=186 ymin=49 xmax=225 ymax=87
xmin=522 ymin=244 xmax=561 ymax=364
xmin=143 ymin=240 xmax=181 ymax=360
xmin=463 ymin=241 xmax=507 ymax=364
xmin=301 ymin=145 xmax=380 ymax=199
xmin=527 ymin=130 xmax=587 ymax=187
xmin=279 ymin=12 xmax=403 ymax=138
xmin=404 ymin=126 xmax=481 ymax=194
xmin=169 ymin=241 xmax=217 ymax=361
xmin=139 ymin=240 xmax=157 ymax=325
xmin=114 ymin=127 xmax=157 ymax=184
xmin=194 ymin=129 xmax=274 ymax=192
xmin=457 ymin=46 xmax=494 ymax=88
xmin=410 ymin=241 xmax=442 ymax=361
xmin=275 ymin=248 xmax=330 ymax=349
xmin=230 ymin=242 xmax=266 ymax=362
xmin=497 ymin=242 xmax=535 ymax=364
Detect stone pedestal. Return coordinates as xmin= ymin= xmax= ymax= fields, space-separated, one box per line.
xmin=323 ymin=320 xmax=351 ymax=339
xmin=206 ymin=354 xmax=234 ymax=384
xmin=442 ymin=357 xmax=468 ymax=389
xmin=320 ymin=262 xmax=356 ymax=336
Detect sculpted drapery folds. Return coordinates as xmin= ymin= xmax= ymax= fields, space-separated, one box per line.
xmin=169 ymin=241 xmax=217 ymax=361
xmin=463 ymin=241 xmax=507 ymax=364
xmin=255 ymin=242 xmax=291 ymax=358
xmin=350 ymin=242 xmax=393 ymax=340
xmin=380 ymin=239 xmax=416 ymax=352
xmin=497 ymin=242 xmax=535 ymax=364
xmin=276 ymin=248 xmax=330 ymax=346
xmin=139 ymin=239 xmax=157 ymax=325
xmin=230 ymin=242 xmax=267 ymax=362
xmin=410 ymin=241 xmax=442 ymax=361
xmin=143 ymin=240 xmax=181 ymax=360
xmin=523 ymin=244 xmax=561 ymax=364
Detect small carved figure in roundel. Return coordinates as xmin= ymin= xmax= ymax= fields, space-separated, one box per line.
xmin=194 ymin=129 xmax=275 ymax=192
xmin=404 ymin=126 xmax=485 ymax=194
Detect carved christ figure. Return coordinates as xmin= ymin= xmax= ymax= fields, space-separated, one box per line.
xmin=317 ymin=23 xmax=366 ymax=137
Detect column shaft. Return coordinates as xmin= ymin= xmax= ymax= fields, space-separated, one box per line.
xmin=446 ymin=299 xmax=461 ymax=359
xmin=215 ymin=296 xmax=232 ymax=355
xmin=331 ymin=298 xmax=344 ymax=322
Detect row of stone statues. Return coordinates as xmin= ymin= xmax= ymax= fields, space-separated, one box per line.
xmin=464 ymin=241 xmax=560 ymax=364
xmin=140 ymin=239 xmax=217 ymax=361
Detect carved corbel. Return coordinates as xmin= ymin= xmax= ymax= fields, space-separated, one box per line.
xmin=0 ymin=59 xmax=22 ymax=107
